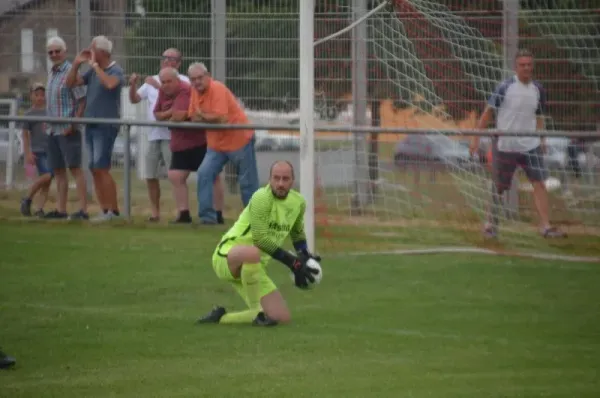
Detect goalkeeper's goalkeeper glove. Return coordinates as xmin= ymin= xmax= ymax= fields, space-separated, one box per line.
xmin=291 ymin=256 xmax=319 ymax=289
xmin=273 ymin=248 xmax=319 ymax=289
xmin=298 ymin=249 xmax=322 ymax=263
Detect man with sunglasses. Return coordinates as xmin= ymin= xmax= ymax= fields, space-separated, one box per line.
xmin=129 ymin=48 xmax=189 ymax=222
xmin=44 ymin=36 xmax=88 ymax=220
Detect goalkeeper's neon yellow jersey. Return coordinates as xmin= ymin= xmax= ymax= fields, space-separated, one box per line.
xmin=216 ymin=185 xmax=307 ymax=263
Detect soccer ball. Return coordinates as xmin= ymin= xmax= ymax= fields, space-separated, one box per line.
xmin=291 ymin=258 xmax=323 ymax=288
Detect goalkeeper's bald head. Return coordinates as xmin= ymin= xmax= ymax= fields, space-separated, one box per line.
xmin=269 ymin=160 xmax=295 ymax=179
xmin=269 ymin=160 xmax=295 ymax=199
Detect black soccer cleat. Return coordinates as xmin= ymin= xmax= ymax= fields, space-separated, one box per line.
xmin=197 ymin=306 xmax=226 ymax=324
xmin=252 ymin=312 xmax=278 ymax=327
xmin=0 ymin=349 xmax=16 ymax=369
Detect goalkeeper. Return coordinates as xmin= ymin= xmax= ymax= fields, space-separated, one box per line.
xmin=198 ymin=161 xmax=320 ymax=326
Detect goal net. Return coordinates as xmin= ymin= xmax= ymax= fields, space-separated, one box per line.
xmin=309 ymin=0 xmax=600 ymax=257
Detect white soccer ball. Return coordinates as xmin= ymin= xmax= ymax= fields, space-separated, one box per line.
xmin=291 ymin=258 xmax=323 ymax=288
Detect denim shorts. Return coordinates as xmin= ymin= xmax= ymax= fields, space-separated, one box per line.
xmin=34 ymin=151 xmax=53 ymax=176
xmin=85 ymin=124 xmax=119 ymax=169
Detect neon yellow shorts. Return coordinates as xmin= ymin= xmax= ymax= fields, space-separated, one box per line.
xmin=211 ymin=243 xmax=277 ymax=299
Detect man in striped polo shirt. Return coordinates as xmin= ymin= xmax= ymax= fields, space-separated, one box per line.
xmin=471 ymin=49 xmax=565 ymax=238
xmin=44 ymin=36 xmax=88 ymax=220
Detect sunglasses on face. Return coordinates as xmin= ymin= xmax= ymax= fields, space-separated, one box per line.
xmin=162 ymin=56 xmax=180 ymax=62
xmin=47 ymin=50 xmax=62 ymax=55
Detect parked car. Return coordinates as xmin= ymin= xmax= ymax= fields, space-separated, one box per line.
xmin=112 ymin=134 xmax=138 ymax=167
xmin=254 ymin=129 xmax=300 ymax=152
xmin=0 ymin=128 xmax=22 ymax=164
xmin=393 ymin=134 xmax=472 ymax=169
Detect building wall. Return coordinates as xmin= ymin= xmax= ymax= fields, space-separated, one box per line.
xmin=0 ymin=0 xmax=77 ymax=91
xmin=0 ymin=0 xmax=127 ymax=94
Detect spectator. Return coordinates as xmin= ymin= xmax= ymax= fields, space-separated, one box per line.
xmin=43 ymin=36 xmax=89 ymax=220
xmin=19 ymin=83 xmax=53 ymax=217
xmin=188 ymin=62 xmax=258 ymax=225
xmin=154 ymin=67 xmax=224 ymax=223
xmin=66 ymin=35 xmax=125 ymax=222
xmin=129 ymin=48 xmax=189 ymax=222
xmin=470 ymin=49 xmax=565 ymax=238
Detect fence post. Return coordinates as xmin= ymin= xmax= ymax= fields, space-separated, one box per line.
xmin=123 ymin=123 xmax=132 ymax=220
xmin=211 ymin=0 xmax=235 ymax=194
xmin=76 ymin=0 xmax=94 ymax=198
xmin=369 ymin=96 xmax=380 ymax=197
xmin=351 ymin=0 xmax=370 ymax=213
xmin=5 ymin=100 xmax=17 ymax=189
xmin=502 ymin=0 xmax=520 ymax=219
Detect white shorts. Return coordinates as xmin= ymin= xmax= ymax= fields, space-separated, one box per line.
xmin=144 ymin=139 xmax=171 ymax=179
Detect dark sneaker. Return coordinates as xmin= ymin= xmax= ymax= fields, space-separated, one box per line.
xmin=170 ymin=217 xmax=192 ymax=224
xmin=482 ymin=224 xmax=497 ymax=239
xmin=33 ymin=209 xmax=45 ymax=218
xmin=44 ymin=210 xmax=68 ymax=219
xmin=147 ymin=216 xmax=160 ymax=223
xmin=69 ymin=210 xmax=89 ymax=220
xmin=541 ymin=227 xmax=567 ymax=238
xmin=197 ymin=306 xmax=226 ymax=324
xmin=20 ymin=198 xmax=32 ymax=216
xmin=252 ymin=312 xmax=278 ymax=327
xmin=0 ymin=350 xmax=16 ymax=369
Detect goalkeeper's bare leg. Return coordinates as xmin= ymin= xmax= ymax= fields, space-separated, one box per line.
xmin=198 ymin=245 xmax=291 ymax=326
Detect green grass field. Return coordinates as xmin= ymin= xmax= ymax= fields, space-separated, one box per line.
xmin=1 ymin=221 xmax=599 ymax=397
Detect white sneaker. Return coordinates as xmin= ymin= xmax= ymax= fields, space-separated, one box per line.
xmin=91 ymin=211 xmax=119 ymax=223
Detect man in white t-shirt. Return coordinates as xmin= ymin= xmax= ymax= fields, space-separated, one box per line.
xmin=470 ymin=49 xmax=565 ymax=238
xmin=128 ymin=48 xmax=190 ymax=221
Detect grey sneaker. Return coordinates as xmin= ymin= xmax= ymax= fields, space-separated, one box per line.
xmin=20 ymin=198 xmax=32 ymax=216
xmin=541 ymin=227 xmax=567 ymax=238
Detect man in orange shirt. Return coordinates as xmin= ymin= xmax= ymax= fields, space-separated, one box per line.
xmin=187 ymin=62 xmax=259 ymax=224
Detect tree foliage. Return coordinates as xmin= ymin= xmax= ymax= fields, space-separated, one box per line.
xmin=125 ymin=0 xmax=211 ymax=78
xmin=126 ymin=0 xmax=358 ymax=111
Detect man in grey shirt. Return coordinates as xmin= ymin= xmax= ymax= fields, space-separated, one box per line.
xmin=66 ymin=35 xmax=125 ymax=221
xmin=20 ymin=83 xmax=53 ymax=217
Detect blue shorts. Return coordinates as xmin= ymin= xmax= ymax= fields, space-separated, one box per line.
xmin=85 ymin=124 xmax=119 ymax=169
xmin=34 ymin=152 xmax=53 ymax=176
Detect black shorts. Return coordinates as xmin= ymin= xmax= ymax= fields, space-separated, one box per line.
xmin=495 ymin=146 xmax=546 ymax=191
xmin=47 ymin=131 xmax=82 ymax=169
xmin=170 ymin=145 xmax=206 ymax=172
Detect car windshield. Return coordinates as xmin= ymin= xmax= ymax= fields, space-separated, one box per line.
xmin=425 ymin=135 xmax=464 ymax=152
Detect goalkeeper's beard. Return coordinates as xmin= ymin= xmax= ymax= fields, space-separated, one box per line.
xmin=271 ymin=186 xmax=289 ymax=199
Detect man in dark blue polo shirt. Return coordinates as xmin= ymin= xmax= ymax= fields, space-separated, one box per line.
xmin=66 ymin=35 xmax=125 ymax=222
